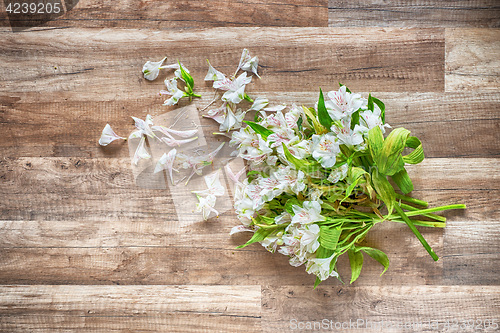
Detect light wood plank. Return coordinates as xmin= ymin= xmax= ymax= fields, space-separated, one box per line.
xmin=0 ymin=27 xmax=445 ymax=96
xmin=0 ymin=285 xmax=261 ymax=332
xmin=328 ymin=0 xmax=500 ymax=27
xmin=446 ymin=28 xmax=500 ymax=91
xmin=262 ymin=285 xmax=500 ymax=332
xmin=0 ymin=0 xmax=328 ymax=29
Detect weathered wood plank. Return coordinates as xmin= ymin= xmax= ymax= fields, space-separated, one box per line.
xmin=0 ymin=27 xmax=445 ymax=95
xmin=446 ymin=28 xmax=500 ymax=92
xmin=328 ymin=0 xmax=500 ymax=27
xmin=0 ymin=285 xmax=262 ymax=332
xmin=0 ymin=157 xmax=494 ymax=221
xmin=262 ymin=285 xmax=500 ymax=332
xmin=0 ymin=0 xmax=328 ymax=29
xmin=2 ymin=91 xmax=498 ymax=158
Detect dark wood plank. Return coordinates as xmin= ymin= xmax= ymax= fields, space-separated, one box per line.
xmin=0 ymin=0 xmax=328 ymax=29
xmin=328 ymin=0 xmax=500 ymax=27
xmin=0 ymin=285 xmax=262 ymax=332
xmin=446 ymin=28 xmax=500 ymax=92
xmin=262 ymin=285 xmax=500 ymax=332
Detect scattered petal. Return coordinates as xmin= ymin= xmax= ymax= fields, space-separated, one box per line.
xmin=99 ymin=124 xmax=125 ymax=146
xmin=142 ymin=57 xmax=166 ymax=81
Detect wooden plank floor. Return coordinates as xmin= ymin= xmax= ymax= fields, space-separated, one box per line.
xmin=0 ymin=1 xmax=499 ymax=332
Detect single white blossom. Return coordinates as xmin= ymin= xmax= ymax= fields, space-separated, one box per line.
xmin=154 ymin=149 xmax=178 ymax=186
xmin=205 ymin=60 xmax=226 ymax=81
xmin=161 ymin=78 xmax=187 ymax=106
xmin=214 ymin=72 xmax=252 ymax=104
xmin=300 ymin=224 xmax=321 ymax=253
xmin=311 ymin=133 xmax=340 ymax=168
xmin=142 ymin=57 xmax=166 ymax=81
xmin=195 ymin=194 xmax=219 ymax=220
xmin=306 ymin=254 xmax=339 ymax=281
xmin=99 ymin=124 xmax=125 ymax=146
xmin=132 ymin=136 xmax=151 ymax=165
xmin=237 ymin=48 xmax=260 ymax=78
xmin=248 ymin=97 xmax=269 ymax=112
xmin=325 ymin=85 xmax=364 ymax=120
xmin=291 ymin=201 xmax=325 ymax=225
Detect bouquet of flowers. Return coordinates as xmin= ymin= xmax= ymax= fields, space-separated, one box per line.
xmin=99 ymin=49 xmax=465 ymax=287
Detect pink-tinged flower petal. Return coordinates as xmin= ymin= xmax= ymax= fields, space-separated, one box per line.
xmin=131 ymin=115 xmax=156 ymax=138
xmin=204 ymin=60 xmax=226 ymax=81
xmin=99 ymin=124 xmax=125 ymax=146
xmin=160 ymin=136 xmax=198 ymax=147
xmin=224 ymin=164 xmax=246 ymax=185
xmin=204 ymin=103 xmax=227 ymax=124
xmin=229 ymin=225 xmax=253 ymax=236
xmin=152 ymin=125 xmax=198 ymax=138
xmin=132 ymin=136 xmax=151 ymax=166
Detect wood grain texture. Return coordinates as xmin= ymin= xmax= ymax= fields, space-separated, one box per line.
xmin=0 ymin=0 xmax=328 ymax=29
xmin=0 ymin=285 xmax=262 ymax=332
xmin=1 ymin=91 xmax=498 ymax=158
xmin=446 ymin=28 xmax=500 ymax=92
xmin=0 ymin=27 xmax=445 ymax=95
xmin=262 ymin=285 xmax=500 ymax=332
xmin=328 ymin=0 xmax=500 ymax=27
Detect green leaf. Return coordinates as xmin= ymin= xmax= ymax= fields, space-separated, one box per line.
xmin=371 ymin=168 xmax=396 ymax=215
xmin=367 ymin=93 xmax=374 ymax=111
xmin=403 ymin=136 xmax=424 ymax=165
xmin=178 ymin=61 xmax=194 ymax=91
xmin=297 ymin=116 xmax=303 ymax=133
xmin=350 ymin=109 xmax=360 ymax=130
xmin=244 ymin=121 xmax=274 ymax=140
xmin=368 ymin=126 xmax=384 ymax=163
xmin=357 ymin=247 xmax=389 ymax=275
xmin=282 ymin=143 xmax=320 ymax=173
xmin=379 ymin=127 xmax=410 ymax=176
xmin=316 ymin=245 xmax=335 ymax=259
xmin=301 ymin=106 xmax=324 ymax=134
xmin=348 ymin=249 xmax=363 ymax=284
xmin=317 ymin=88 xmax=333 ymax=130
xmin=394 ymin=203 xmax=439 ymax=261
xmin=319 ymin=226 xmax=342 ymax=250
xmin=372 ymin=96 xmax=386 ymax=123
xmin=391 ymin=168 xmax=414 ymax=194
xmin=284 ymin=198 xmax=302 ymax=214
xmin=341 ymin=167 xmax=368 ymax=204
xmin=236 ymin=227 xmax=275 ymax=249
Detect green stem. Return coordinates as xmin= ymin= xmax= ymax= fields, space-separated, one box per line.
xmin=395 ymin=193 xmax=428 ymax=207
xmin=390 ymin=204 xmax=466 ymax=218
xmin=400 ymin=203 xmax=446 ymax=222
xmin=191 ymin=93 xmax=202 ymax=98
xmin=394 ymin=203 xmax=439 ymax=261
xmin=389 ymin=218 xmax=446 ymax=228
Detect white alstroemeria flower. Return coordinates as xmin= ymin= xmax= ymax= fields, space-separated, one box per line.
xmin=132 ymin=136 xmax=151 ymax=166
xmin=261 ymin=110 xmax=287 ymax=129
xmin=192 ymin=169 xmax=225 ymax=198
xmin=99 ymin=124 xmax=125 ymax=146
xmin=234 ymin=181 xmax=257 ymax=225
xmin=285 ymin=104 xmax=303 ymax=129
xmin=325 ymin=85 xmax=364 ymax=120
xmin=268 ymin=128 xmax=296 ymax=149
xmin=237 ymin=48 xmax=260 ymax=78
xmin=229 ymin=225 xmax=253 ymax=235
xmin=219 ymin=107 xmax=246 ymax=132
xmin=240 ymin=134 xmax=272 ymax=163
xmin=195 ymin=194 xmax=219 ymax=220
xmin=214 ymin=72 xmax=252 ymax=104
xmin=161 ymin=78 xmax=187 ymax=106
xmin=154 ymin=149 xmax=178 ymax=185
xmin=151 ymin=125 xmax=198 ymax=139
xmin=142 ymin=57 xmax=166 ymax=81
xmin=224 ymin=164 xmax=246 ymax=185
xmin=130 ymin=114 xmax=156 ymax=139
xmin=300 ymin=224 xmax=321 ymax=253
xmin=291 ymin=201 xmax=325 ymax=225
xmin=205 ymin=60 xmax=226 ymax=81
xmin=328 ymin=163 xmax=348 ymax=183
xmin=306 ymin=254 xmax=339 ymax=281
xmin=359 ymin=106 xmax=391 ymax=134
xmin=230 ymin=126 xmax=259 ymax=149
xmin=204 ymin=102 xmax=227 ymax=124
xmin=248 ymin=97 xmax=269 ymax=112
xmin=311 ymin=133 xmax=340 ymax=168
xmin=331 ymin=121 xmax=365 ymax=150
xmin=288 ymin=139 xmax=312 ymax=159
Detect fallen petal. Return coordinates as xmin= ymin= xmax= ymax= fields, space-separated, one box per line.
xmin=99 ymin=124 xmax=125 ymax=146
